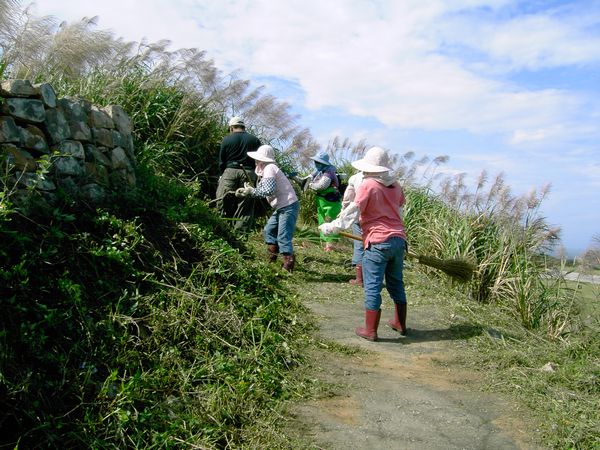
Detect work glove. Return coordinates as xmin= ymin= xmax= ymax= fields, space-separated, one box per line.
xmin=300 ymin=175 xmax=312 ymax=192
xmin=235 ymin=186 xmax=254 ymax=198
xmin=319 ymin=222 xmax=340 ymax=236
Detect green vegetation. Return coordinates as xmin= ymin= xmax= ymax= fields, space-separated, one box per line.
xmin=451 ymin=292 xmax=600 ymax=449
xmin=1 ymin=1 xmax=598 ymax=448
xmin=272 ymin=235 xmax=600 ymax=450
xmin=1 ymin=169 xmax=315 ymax=448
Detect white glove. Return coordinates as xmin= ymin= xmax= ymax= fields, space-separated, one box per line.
xmin=300 ymin=175 xmax=312 ymax=192
xmin=319 ymin=222 xmax=340 ymax=236
xmin=235 ymin=186 xmax=254 ymax=198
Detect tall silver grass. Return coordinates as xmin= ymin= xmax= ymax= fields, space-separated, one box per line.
xmin=0 ymin=0 xmax=317 ymax=157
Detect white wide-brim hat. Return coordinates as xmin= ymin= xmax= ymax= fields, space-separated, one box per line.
xmin=351 ymin=146 xmax=391 ymax=173
xmin=248 ymin=144 xmax=276 ymax=163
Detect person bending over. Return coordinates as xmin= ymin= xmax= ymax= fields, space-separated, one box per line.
xmin=236 ymin=145 xmax=300 ymax=273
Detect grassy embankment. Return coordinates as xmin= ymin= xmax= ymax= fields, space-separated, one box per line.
xmin=1 ymin=167 xmax=328 ymax=448
xmin=1 ymin=3 xmax=598 ymax=447
xmin=0 ymin=16 xmax=320 ymax=446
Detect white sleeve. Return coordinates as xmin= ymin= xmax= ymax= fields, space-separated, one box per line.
xmin=342 ymin=184 xmax=356 ymax=208
xmin=329 ymin=202 xmax=359 ymax=230
xmin=309 ymin=172 xmax=332 ymax=191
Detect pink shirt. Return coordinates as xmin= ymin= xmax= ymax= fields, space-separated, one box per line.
xmin=355 ymin=178 xmax=407 ymax=247
xmin=262 ymin=163 xmax=298 ymax=209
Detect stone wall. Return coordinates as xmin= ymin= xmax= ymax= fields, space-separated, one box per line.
xmin=0 ymin=79 xmax=136 ymax=206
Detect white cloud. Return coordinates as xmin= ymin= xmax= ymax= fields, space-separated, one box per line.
xmin=32 ymin=0 xmax=205 ymax=51
xmin=575 ymin=163 xmax=600 ymax=187
xmin=510 ymin=127 xmax=562 ymax=145
xmin=30 ymin=0 xmax=600 ymax=251
xmin=480 ymin=13 xmax=600 ymax=70
xmin=184 ymin=1 xmax=598 ymax=139
xmin=33 ymin=1 xmax=600 ymax=142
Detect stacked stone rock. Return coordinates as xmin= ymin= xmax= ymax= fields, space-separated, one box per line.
xmin=0 ymin=79 xmax=136 ymax=205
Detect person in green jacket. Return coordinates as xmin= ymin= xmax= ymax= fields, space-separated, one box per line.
xmin=308 ymin=152 xmax=342 ymax=251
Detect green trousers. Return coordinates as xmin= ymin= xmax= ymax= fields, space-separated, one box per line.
xmin=316 ymin=188 xmax=342 ymax=243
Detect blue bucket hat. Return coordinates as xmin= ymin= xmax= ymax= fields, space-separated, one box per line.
xmin=310 ymin=152 xmax=331 ymax=165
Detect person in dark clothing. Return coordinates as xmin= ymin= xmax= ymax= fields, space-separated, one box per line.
xmin=216 ymin=116 xmax=261 ymax=232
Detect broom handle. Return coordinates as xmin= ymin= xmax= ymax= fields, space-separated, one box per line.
xmin=338 ymin=230 xmax=362 ymax=241
xmin=338 ymin=231 xmax=475 ymax=282
xmin=338 ymin=231 xmax=417 ymax=259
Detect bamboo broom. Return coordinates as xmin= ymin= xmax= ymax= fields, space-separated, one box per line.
xmin=338 ymin=231 xmax=475 ymax=282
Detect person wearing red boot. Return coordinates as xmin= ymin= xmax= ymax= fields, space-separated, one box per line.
xmin=235 ymin=145 xmax=299 ymax=273
xmin=319 ymin=146 xmax=408 ymax=341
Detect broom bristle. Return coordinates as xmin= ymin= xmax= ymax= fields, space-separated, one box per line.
xmin=338 ymin=232 xmax=476 ymax=282
xmin=417 ymin=255 xmax=475 ymax=282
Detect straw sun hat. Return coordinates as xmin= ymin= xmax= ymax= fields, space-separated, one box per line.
xmin=351 ymin=146 xmax=391 ymax=173
xmin=247 ymin=145 xmax=276 ymax=163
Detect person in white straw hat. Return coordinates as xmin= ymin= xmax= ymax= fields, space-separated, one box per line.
xmin=235 ymin=145 xmax=300 ymax=272
xmin=319 ymin=146 xmax=409 ymax=341
xmin=215 ymin=116 xmax=261 ymax=232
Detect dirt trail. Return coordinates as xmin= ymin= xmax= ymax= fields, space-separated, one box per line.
xmin=286 ymin=278 xmax=542 ymax=450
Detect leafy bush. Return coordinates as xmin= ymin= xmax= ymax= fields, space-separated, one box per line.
xmin=0 ymin=169 xmax=309 ymax=448
xmin=402 ymin=184 xmax=578 ymax=338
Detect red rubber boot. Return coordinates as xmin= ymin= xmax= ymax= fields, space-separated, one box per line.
xmin=387 ymin=303 xmax=407 ymax=336
xmin=267 ymin=244 xmax=279 ymax=263
xmin=355 ymin=309 xmax=381 ymax=341
xmin=348 ymin=265 xmax=363 ymax=287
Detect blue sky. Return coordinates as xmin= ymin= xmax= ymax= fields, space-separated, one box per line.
xmin=34 ymin=0 xmax=600 ymax=256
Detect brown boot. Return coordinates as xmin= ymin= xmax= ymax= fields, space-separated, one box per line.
xmin=387 ymin=303 xmax=407 ymax=336
xmin=267 ymin=244 xmax=279 ymax=263
xmin=282 ymin=254 xmax=295 ymax=273
xmin=349 ymin=265 xmax=363 ymax=286
xmin=355 ymin=309 xmax=381 ymax=341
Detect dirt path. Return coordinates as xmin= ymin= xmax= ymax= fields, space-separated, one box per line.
xmin=285 ymin=251 xmax=542 ymax=450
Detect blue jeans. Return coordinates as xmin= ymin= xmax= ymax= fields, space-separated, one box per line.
xmin=362 ymin=236 xmax=407 ymax=310
xmin=351 ymin=222 xmax=364 ymax=266
xmin=263 ymin=201 xmax=300 ymax=255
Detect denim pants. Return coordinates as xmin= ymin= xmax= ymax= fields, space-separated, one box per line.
xmin=362 ymin=236 xmax=407 ymax=310
xmin=351 ymin=222 xmax=364 ymax=266
xmin=263 ymin=201 xmax=300 ymax=255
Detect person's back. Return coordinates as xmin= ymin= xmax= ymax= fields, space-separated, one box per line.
xmin=216 ymin=116 xmax=261 ymax=232
xmin=355 ymin=177 xmax=406 ymax=248
xmin=219 ymin=131 xmax=261 ymax=172
xmin=260 ymin=163 xmax=298 ymax=210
